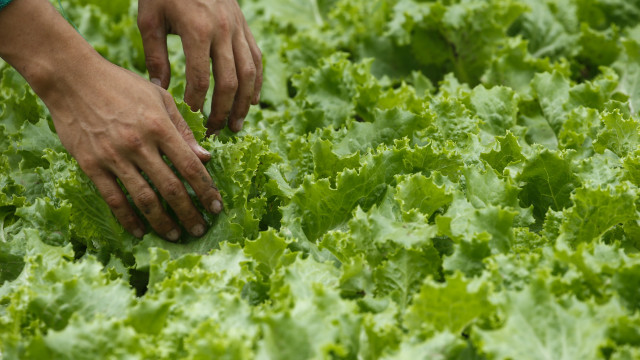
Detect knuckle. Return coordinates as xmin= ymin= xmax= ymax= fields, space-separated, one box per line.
xmin=239 ymin=64 xmax=257 ymax=80
xmin=146 ymin=117 xmax=170 ymax=137
xmin=77 ymin=157 xmax=100 ymax=174
xmin=120 ymin=133 xmax=144 ymax=151
xmin=218 ymin=73 xmax=238 ymax=93
xmin=135 ymin=190 xmax=157 ymax=209
xmin=104 ymin=194 xmax=126 ymax=210
xmin=255 ymin=72 xmax=264 ymax=88
xmin=254 ymin=49 xmax=263 ymax=65
xmin=181 ymin=156 xmax=203 ymax=179
xmin=121 ymin=212 xmax=138 ymax=225
xmin=137 ymin=15 xmax=158 ymax=33
xmin=94 ymin=150 xmax=120 ymax=170
xmin=215 ymin=17 xmax=232 ymax=36
xmin=191 ymin=20 xmax=213 ymax=39
xmin=190 ymin=75 xmax=210 ymax=93
xmin=150 ymin=126 xmax=170 ymax=139
xmin=145 ymin=55 xmax=166 ymax=73
xmin=162 ymin=179 xmax=184 ymax=199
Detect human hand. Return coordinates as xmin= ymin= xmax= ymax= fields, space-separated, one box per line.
xmin=137 ymin=0 xmax=263 ymax=135
xmin=0 ymin=0 xmax=222 ymax=241
xmin=45 ymin=59 xmax=224 ymax=241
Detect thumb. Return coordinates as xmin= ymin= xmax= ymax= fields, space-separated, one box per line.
xmin=161 ymin=94 xmax=211 ymax=163
xmin=138 ymin=14 xmax=171 ymax=88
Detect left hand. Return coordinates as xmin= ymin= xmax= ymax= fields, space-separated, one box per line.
xmin=137 ymin=0 xmax=262 ymax=135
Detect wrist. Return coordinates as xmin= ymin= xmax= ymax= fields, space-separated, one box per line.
xmin=28 ymin=45 xmax=106 ymax=104
xmin=0 ymin=0 xmax=104 ymax=101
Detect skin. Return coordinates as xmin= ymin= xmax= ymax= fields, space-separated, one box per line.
xmin=0 ymin=0 xmax=261 ymax=241
xmin=138 ymin=0 xmax=263 ymax=134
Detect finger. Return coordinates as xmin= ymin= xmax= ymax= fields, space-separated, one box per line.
xmin=158 ymin=133 xmax=223 ymax=215
xmin=88 ymin=170 xmax=145 ymax=238
xmin=228 ymin=32 xmax=256 ymax=133
xmin=207 ymin=34 xmax=238 ymax=134
xmin=243 ymin=22 xmax=263 ymax=105
xmin=140 ymin=155 xmax=208 ymax=237
xmin=161 ymin=91 xmax=211 ymax=163
xmin=138 ymin=10 xmax=171 ymax=88
xmin=182 ymin=36 xmax=212 ymax=112
xmin=117 ymin=164 xmax=181 ymax=242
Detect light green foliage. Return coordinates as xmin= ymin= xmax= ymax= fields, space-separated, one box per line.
xmin=373 ymin=247 xmax=441 ymax=310
xmin=531 ymin=71 xmax=572 ymax=134
xmin=475 ymin=276 xmax=629 ymax=360
xmin=594 ymin=111 xmax=640 ymax=157
xmin=613 ymin=39 xmax=640 ymax=115
xmin=480 ymin=131 xmax=527 ymax=174
xmin=404 ymin=272 xmax=495 ymax=336
xmin=517 ymin=148 xmax=581 ymax=220
xmin=558 ymin=186 xmax=638 ymax=245
xmin=468 ymin=85 xmax=519 ymax=136
xmin=1 ymin=0 xmax=640 ymax=358
xmin=244 ymin=229 xmax=288 ymax=276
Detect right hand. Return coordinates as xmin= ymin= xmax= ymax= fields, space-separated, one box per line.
xmin=44 ymin=58 xmax=223 ymax=241
xmin=137 ymin=0 xmax=263 ymax=135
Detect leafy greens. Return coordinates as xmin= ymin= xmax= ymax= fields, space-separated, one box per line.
xmin=2 ymin=0 xmax=640 ymax=358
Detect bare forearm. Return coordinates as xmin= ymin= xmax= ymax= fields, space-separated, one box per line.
xmin=0 ymin=0 xmax=224 ymax=241
xmin=0 ymin=0 xmax=101 ymax=100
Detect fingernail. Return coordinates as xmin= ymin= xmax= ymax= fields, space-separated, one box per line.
xmin=166 ymin=229 xmax=180 ymax=241
xmin=133 ymin=228 xmax=145 ymax=238
xmin=197 ymin=145 xmax=210 ymax=158
xmin=151 ymin=78 xmax=161 ymax=86
xmin=233 ymin=117 xmax=244 ymax=132
xmin=191 ymin=224 xmax=206 ymax=237
xmin=211 ymin=200 xmax=223 ymax=214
